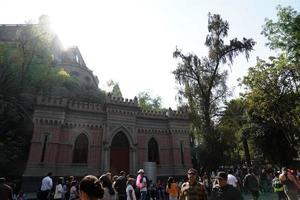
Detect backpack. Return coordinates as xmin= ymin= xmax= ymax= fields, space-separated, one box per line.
xmin=273 ymin=179 xmax=283 ymax=189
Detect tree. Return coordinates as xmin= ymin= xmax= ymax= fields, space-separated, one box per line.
xmin=137 ymin=90 xmax=163 ymax=110
xmin=173 ymin=13 xmax=255 ymax=169
xmin=262 ymin=5 xmax=300 ymax=63
xmin=107 ymin=80 xmax=123 ymax=97
xmin=242 ymin=56 xmax=299 ymax=165
xmin=242 ymin=6 xmax=300 ymax=165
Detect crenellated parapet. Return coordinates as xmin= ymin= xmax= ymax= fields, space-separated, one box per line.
xmin=105 ymin=93 xmax=138 ymax=106
xmin=36 ymin=96 xmax=67 ymax=107
xmin=166 ymin=108 xmax=189 ymax=119
xmin=68 ymin=100 xmax=103 ymax=113
xmin=137 ymin=110 xmax=167 ymax=119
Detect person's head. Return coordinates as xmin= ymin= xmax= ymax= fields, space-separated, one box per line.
xmin=187 ymin=168 xmax=197 ymax=184
xmin=99 ymin=174 xmax=112 ymax=188
xmin=127 ymin=178 xmax=134 ymax=186
xmin=282 ymin=167 xmax=288 ymax=174
xmin=79 ymin=175 xmax=104 ymax=200
xmin=215 ymin=171 xmax=228 ymax=187
xmin=248 ymin=168 xmax=253 ymax=174
xmin=106 ymin=172 xmax=112 ymax=180
xmin=0 ymin=177 xmax=5 ymax=184
xmin=47 ymin=172 xmax=53 ymax=177
xmin=137 ymin=169 xmax=145 ymax=175
xmin=167 ymin=177 xmax=174 ymax=188
xmin=57 ymin=177 xmax=64 ymax=184
xmin=120 ymin=171 xmax=126 ymax=177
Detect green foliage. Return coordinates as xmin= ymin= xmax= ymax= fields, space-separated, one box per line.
xmin=242 ymin=55 xmax=299 ymax=165
xmin=137 ymin=90 xmax=163 ymax=111
xmin=262 ymin=6 xmax=300 ymax=62
xmin=107 ymin=80 xmax=123 ymax=98
xmin=173 ymin=13 xmax=255 ymax=169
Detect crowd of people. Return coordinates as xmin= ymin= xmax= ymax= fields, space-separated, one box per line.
xmin=1 ymin=165 xmax=300 ymax=200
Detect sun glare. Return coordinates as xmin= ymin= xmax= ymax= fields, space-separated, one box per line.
xmin=49 ymin=18 xmax=78 ymax=49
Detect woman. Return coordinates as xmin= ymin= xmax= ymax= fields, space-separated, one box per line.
xmin=54 ymin=177 xmax=64 ymax=200
xmin=70 ymin=180 xmax=79 ymax=200
xmin=100 ymin=174 xmax=116 ymax=200
xmin=126 ymin=178 xmax=136 ymax=200
xmin=79 ymin=175 xmax=104 ymax=200
xmin=166 ymin=177 xmax=179 ymax=200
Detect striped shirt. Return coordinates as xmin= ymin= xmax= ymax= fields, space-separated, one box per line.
xmin=180 ymin=181 xmax=207 ymax=200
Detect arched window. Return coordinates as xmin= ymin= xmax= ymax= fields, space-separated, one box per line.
xmin=73 ymin=134 xmax=88 ymax=163
xmin=148 ymin=138 xmax=160 ymax=164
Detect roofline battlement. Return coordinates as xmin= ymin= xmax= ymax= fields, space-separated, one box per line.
xmin=105 ymin=93 xmax=138 ymax=106
xmin=138 ymin=110 xmax=167 ymax=118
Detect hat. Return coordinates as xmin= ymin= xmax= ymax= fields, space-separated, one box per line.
xmin=187 ymin=168 xmax=198 ymax=174
xmin=216 ymin=171 xmax=227 ymax=180
xmin=137 ymin=169 xmax=144 ymax=174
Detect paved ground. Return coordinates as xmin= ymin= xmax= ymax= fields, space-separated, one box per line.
xmin=242 ymin=192 xmax=277 ymax=200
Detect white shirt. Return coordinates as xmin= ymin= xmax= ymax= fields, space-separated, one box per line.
xmin=41 ymin=176 xmax=53 ymax=191
xmin=227 ymin=174 xmax=238 ymax=187
xmin=140 ymin=177 xmax=147 ymax=192
xmin=126 ymin=184 xmax=136 ymax=200
xmin=54 ymin=184 xmax=63 ymax=199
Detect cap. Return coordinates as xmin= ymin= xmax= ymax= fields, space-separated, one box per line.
xmin=216 ymin=171 xmax=227 ymax=180
xmin=187 ymin=168 xmax=198 ymax=174
xmin=138 ymin=169 xmax=144 ymax=174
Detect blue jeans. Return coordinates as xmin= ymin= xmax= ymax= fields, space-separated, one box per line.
xmin=140 ymin=191 xmax=147 ymax=200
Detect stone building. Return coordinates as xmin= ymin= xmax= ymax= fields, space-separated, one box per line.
xmin=1 ymin=18 xmax=192 ymax=191
xmin=22 ymin=95 xmax=192 ymax=191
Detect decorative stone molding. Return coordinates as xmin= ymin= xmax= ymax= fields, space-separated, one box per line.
xmin=68 ymin=100 xmax=103 ymax=113
xmin=36 ymin=96 xmax=67 ymax=107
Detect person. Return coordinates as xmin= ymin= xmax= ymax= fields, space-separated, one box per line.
xmin=69 ymin=181 xmax=79 ymax=200
xmin=279 ymin=167 xmax=300 ymax=200
xmin=40 ymin=172 xmax=53 ymax=200
xmin=243 ymin=169 xmax=260 ymax=200
xmin=79 ymin=175 xmax=104 ymax=200
xmin=136 ymin=169 xmax=148 ymax=200
xmin=179 ymin=168 xmax=207 ymax=200
xmin=114 ymin=171 xmax=127 ymax=200
xmin=272 ymin=171 xmax=287 ymax=200
xmin=166 ymin=177 xmax=179 ymax=200
xmin=126 ymin=178 xmax=137 ymax=200
xmin=54 ymin=177 xmax=64 ymax=200
xmin=210 ymin=171 xmax=242 ymax=200
xmin=0 ymin=177 xmax=13 ymax=200
xmin=100 ymin=174 xmax=116 ymax=200
xmin=227 ymin=170 xmax=238 ymax=188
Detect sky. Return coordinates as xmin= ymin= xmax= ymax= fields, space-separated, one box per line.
xmin=1 ymin=0 xmax=299 ymax=109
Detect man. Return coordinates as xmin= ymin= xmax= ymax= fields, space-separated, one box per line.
xmin=136 ymin=169 xmax=148 ymax=200
xmin=180 ymin=168 xmax=207 ymax=200
xmin=272 ymin=171 xmax=287 ymax=200
xmin=114 ymin=171 xmax=127 ymax=200
xmin=0 ymin=177 xmax=13 ymax=200
xmin=39 ymin=172 xmax=53 ymax=200
xmin=211 ymin=171 xmax=242 ymax=200
xmin=227 ymin=170 xmax=239 ymax=188
xmin=243 ymin=169 xmax=260 ymax=200
xmin=279 ymin=167 xmax=300 ymax=200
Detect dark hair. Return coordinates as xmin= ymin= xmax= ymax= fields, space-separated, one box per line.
xmin=167 ymin=177 xmax=174 ymax=189
xmin=80 ymin=175 xmax=104 ymax=199
xmin=99 ymin=174 xmax=115 ymax=195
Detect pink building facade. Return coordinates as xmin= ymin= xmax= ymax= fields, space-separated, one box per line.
xmin=23 ymin=95 xmax=192 ymax=187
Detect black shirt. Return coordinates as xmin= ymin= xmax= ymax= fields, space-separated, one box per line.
xmin=211 ymin=184 xmax=242 ymax=200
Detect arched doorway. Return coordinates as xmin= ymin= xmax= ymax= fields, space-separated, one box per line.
xmin=148 ymin=138 xmax=160 ymax=164
xmin=110 ymin=132 xmax=129 ymax=174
